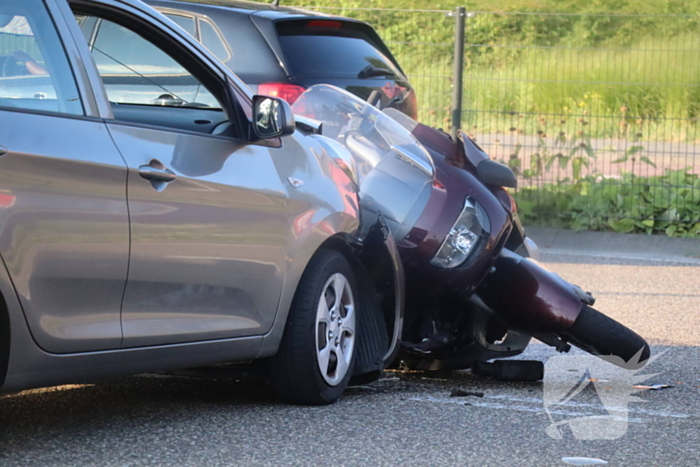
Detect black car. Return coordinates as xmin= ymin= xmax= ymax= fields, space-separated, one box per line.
xmin=123 ymin=0 xmax=418 ymax=117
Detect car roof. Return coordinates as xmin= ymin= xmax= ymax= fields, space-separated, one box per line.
xmin=147 ymin=0 xmax=330 ymax=20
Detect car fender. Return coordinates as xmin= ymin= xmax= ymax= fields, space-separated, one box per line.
xmin=256 ymin=221 xmax=358 ymax=361
xmin=259 ymin=134 xmax=404 ymax=369
xmin=258 ymin=131 xmax=361 ymax=358
xmin=257 ymin=216 xmax=405 ymax=375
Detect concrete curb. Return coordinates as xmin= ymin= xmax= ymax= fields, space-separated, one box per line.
xmin=525 ymin=227 xmax=700 ymax=262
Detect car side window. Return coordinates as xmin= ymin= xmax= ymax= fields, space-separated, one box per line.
xmin=199 ymin=18 xmax=231 ymax=63
xmin=0 ymin=0 xmax=83 ymax=115
xmin=87 ymin=18 xmax=221 ymax=110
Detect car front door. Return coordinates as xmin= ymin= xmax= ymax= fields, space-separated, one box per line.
xmin=72 ymin=8 xmax=291 ymax=347
xmin=0 ymin=0 xmax=129 ymax=353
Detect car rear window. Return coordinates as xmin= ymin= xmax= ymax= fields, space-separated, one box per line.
xmin=276 ymin=20 xmax=402 ymax=79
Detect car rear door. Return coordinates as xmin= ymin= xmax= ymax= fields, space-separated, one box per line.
xmin=71 ymin=6 xmax=290 ymax=348
xmin=0 ymin=0 xmax=129 ymax=353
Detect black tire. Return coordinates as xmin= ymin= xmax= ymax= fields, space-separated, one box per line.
xmin=564 ymin=305 xmax=650 ymax=368
xmin=268 ymin=249 xmax=358 ymax=405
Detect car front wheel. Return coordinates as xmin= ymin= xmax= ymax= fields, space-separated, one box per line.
xmin=268 ymin=249 xmax=357 ymax=405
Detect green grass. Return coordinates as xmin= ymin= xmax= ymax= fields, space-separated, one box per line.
xmin=291 ymin=0 xmax=700 ymax=14
xmin=458 ymin=34 xmax=700 ymax=141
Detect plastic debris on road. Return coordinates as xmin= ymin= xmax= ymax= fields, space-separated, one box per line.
xmin=377 ymin=376 xmax=400 ymax=383
xmin=562 ymin=457 xmax=608 ymax=465
xmin=632 ymin=384 xmax=673 ymax=390
xmin=450 ymin=389 xmax=484 ymax=398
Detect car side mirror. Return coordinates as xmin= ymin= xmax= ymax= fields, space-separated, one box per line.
xmin=250 ymin=95 xmax=295 ymax=141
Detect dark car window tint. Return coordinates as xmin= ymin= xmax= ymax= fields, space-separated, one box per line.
xmin=164 ymin=13 xmax=196 ymax=38
xmin=199 ymin=18 xmax=230 ymax=62
xmin=0 ymin=1 xmax=83 ymax=115
xmin=277 ymin=32 xmax=401 ymax=79
xmin=90 ymin=18 xmax=221 ymax=109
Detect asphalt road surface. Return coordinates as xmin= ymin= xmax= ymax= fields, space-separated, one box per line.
xmin=1 ymin=250 xmax=699 ymax=466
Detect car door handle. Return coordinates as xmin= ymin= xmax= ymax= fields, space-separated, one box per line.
xmin=139 ymin=166 xmax=176 ymax=183
xmin=138 ymin=160 xmax=176 ymax=191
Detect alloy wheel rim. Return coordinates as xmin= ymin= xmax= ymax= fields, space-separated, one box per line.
xmin=314 ymin=273 xmax=356 ymax=386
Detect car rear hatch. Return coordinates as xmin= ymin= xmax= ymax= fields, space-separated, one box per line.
xmin=251 ymin=15 xmax=417 ymax=119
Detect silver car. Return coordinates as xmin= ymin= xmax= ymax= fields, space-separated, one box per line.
xmin=0 ymin=0 xmax=403 ymax=405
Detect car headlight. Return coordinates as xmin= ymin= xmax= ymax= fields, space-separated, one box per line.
xmin=430 ymin=198 xmax=491 ymax=268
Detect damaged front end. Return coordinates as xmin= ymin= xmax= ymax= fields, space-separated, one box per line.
xmin=292 ymin=85 xmax=437 ymax=380
xmin=343 ymin=215 xmax=405 ymax=380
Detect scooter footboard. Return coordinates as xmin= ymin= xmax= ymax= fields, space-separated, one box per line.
xmin=478 ymin=250 xmax=583 ymax=334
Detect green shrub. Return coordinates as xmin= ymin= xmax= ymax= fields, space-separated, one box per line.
xmin=514 ymin=168 xmax=700 ymax=237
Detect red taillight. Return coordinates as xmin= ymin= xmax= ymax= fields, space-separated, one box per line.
xmin=307 ymin=20 xmax=342 ymax=29
xmin=258 ymin=83 xmax=306 ymax=104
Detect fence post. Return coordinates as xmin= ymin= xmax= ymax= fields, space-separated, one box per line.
xmin=450 ymin=6 xmax=466 ymax=140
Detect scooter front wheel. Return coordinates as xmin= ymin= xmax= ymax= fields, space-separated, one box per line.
xmin=564 ymin=305 xmax=650 ymax=369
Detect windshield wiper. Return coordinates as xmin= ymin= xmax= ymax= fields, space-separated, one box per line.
xmin=358 ymin=64 xmax=395 ymax=79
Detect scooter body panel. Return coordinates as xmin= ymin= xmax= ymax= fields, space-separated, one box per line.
xmin=479 ymin=251 xmax=582 ymax=334
xmin=397 ymin=146 xmax=512 ymax=296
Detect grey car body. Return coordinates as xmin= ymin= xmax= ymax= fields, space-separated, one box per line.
xmin=0 ymin=0 xmax=403 ymax=399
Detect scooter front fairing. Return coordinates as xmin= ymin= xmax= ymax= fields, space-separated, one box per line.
xmin=292 ymin=85 xmax=436 ymax=243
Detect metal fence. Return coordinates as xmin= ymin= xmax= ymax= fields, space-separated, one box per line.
xmin=296 ymin=6 xmax=700 ymax=234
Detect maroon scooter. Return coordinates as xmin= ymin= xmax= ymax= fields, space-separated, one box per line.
xmin=383 ymin=108 xmax=650 ymax=374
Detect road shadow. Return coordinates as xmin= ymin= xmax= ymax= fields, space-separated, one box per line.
xmin=0 ymin=375 xmax=277 ymax=450
xmin=0 ymin=344 xmax=695 ymax=466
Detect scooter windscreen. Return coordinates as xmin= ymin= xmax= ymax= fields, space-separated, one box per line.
xmin=293 ymin=84 xmax=435 ymax=241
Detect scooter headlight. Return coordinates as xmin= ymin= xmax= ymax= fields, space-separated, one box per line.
xmin=430 ymin=198 xmax=491 ymax=268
